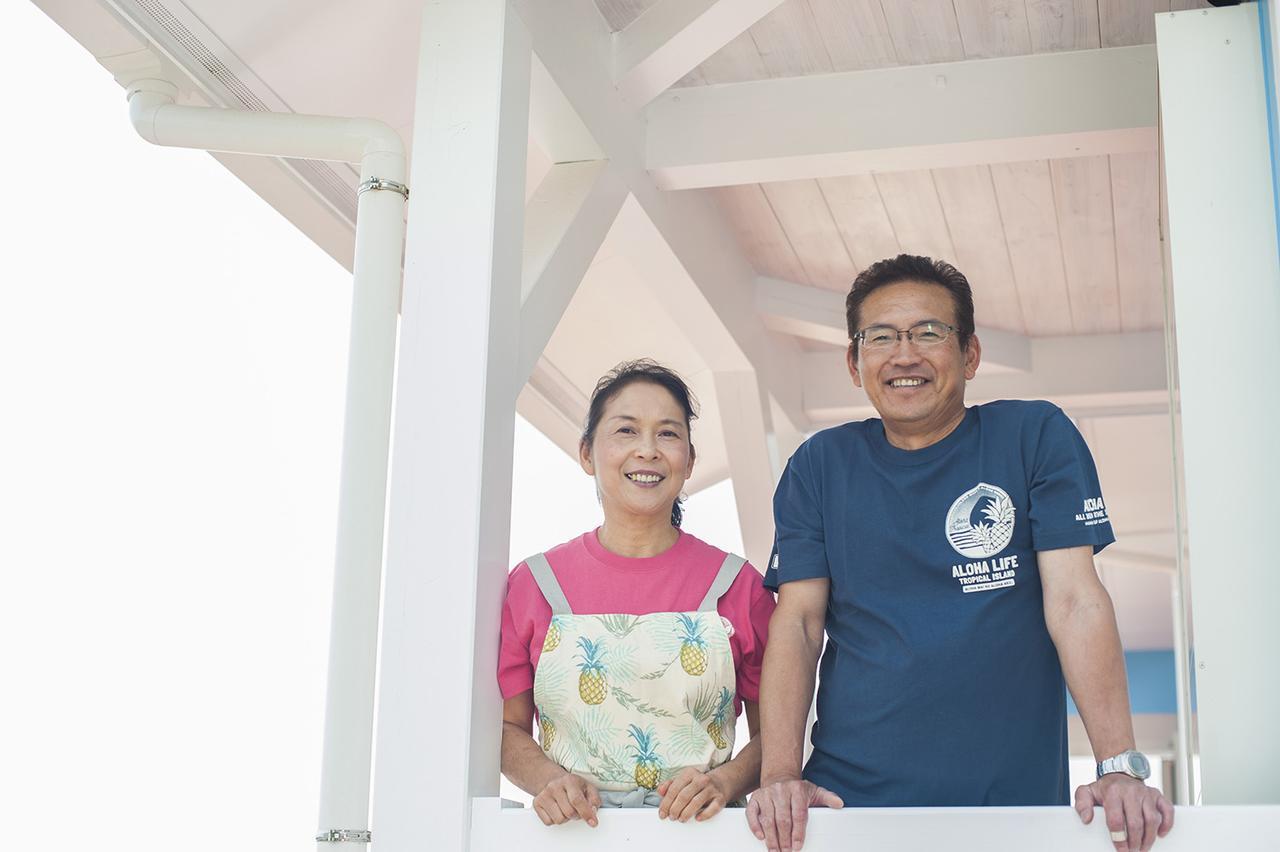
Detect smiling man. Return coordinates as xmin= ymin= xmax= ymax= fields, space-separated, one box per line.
xmin=747 ymin=256 xmax=1174 ymax=852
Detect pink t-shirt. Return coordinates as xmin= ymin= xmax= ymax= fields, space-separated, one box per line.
xmin=498 ymin=529 xmax=775 ymax=717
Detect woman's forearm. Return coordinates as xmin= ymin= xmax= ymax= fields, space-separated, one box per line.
xmin=501 ymin=721 xmax=570 ymax=796
xmin=707 ymin=734 xmax=762 ymax=801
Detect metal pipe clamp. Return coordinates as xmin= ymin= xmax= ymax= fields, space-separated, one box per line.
xmin=316 ymin=829 xmax=373 ymax=843
xmin=357 ymin=177 xmax=409 ymax=199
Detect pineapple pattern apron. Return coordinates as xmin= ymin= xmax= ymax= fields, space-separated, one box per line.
xmin=527 ymin=551 xmax=745 ymax=805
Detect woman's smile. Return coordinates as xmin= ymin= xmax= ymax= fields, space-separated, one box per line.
xmin=581 ymin=380 xmax=694 ymax=528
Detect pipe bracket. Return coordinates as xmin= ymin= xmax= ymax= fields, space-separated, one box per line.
xmin=316 ymin=829 xmax=372 ymax=843
xmin=357 ymin=177 xmax=409 ymax=200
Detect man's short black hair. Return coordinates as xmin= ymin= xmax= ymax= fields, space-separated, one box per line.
xmin=845 ymin=254 xmax=976 ymax=354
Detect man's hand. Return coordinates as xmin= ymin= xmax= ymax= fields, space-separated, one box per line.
xmin=1074 ymin=775 xmax=1174 ymax=852
xmin=746 ymin=778 xmax=843 ymax=852
xmin=656 ymin=767 xmax=730 ymax=822
xmin=532 ymin=771 xmax=601 ymax=827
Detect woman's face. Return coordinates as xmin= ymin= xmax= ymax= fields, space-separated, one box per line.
xmin=580 ymin=381 xmax=694 ymax=525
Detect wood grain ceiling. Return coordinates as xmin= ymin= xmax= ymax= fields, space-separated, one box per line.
xmin=598 ymin=0 xmax=1199 ymax=336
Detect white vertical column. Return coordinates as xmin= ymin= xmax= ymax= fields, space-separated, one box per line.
xmin=372 ymin=1 xmax=530 ymax=849
xmin=316 ymin=151 xmax=407 ymax=849
xmin=1157 ymin=5 xmax=1280 ymax=804
xmin=713 ymin=371 xmax=777 ymax=571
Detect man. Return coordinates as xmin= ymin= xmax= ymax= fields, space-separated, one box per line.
xmin=747 ymin=255 xmax=1174 ymax=852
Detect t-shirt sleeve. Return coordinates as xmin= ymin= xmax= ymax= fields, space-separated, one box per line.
xmin=1028 ymin=407 xmax=1116 ymax=554
xmin=718 ymin=562 xmax=776 ymax=715
xmin=497 ymin=564 xmax=544 ymax=699
xmin=764 ymin=442 xmax=830 ymax=592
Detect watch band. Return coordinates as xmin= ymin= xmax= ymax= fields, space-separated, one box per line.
xmin=1096 ymin=750 xmax=1150 ymax=780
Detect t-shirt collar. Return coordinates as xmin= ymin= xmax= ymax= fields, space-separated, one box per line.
xmin=867 ymin=405 xmax=978 ymax=467
xmin=582 ymin=526 xmax=689 ymax=571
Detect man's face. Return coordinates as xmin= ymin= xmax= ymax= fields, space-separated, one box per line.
xmin=847 ymin=280 xmax=980 ymax=433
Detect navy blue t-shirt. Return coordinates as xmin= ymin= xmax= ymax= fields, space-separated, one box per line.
xmin=764 ymin=400 xmax=1114 ymax=806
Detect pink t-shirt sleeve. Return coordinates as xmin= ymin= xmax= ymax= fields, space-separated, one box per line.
xmin=717 ymin=561 xmax=776 ymax=714
xmin=497 ymin=564 xmax=551 ymax=699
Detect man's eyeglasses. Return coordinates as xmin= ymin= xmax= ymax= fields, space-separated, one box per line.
xmin=854 ymin=321 xmax=957 ymax=350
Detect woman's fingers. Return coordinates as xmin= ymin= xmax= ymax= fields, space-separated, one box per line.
xmin=668 ymin=775 xmax=705 ymax=820
xmin=696 ymin=794 xmax=726 ymax=821
xmin=565 ymin=782 xmax=598 ymax=827
xmin=657 ymin=769 xmax=696 ymax=819
xmin=675 ymin=785 xmax=716 ymax=822
xmin=537 ymin=793 xmax=568 ymax=825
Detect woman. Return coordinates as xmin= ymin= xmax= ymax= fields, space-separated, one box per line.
xmin=498 ymin=360 xmax=775 ymax=827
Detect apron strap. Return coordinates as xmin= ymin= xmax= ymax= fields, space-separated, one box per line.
xmin=697 ymin=553 xmax=746 ymax=612
xmin=524 ymin=552 xmax=572 ymax=615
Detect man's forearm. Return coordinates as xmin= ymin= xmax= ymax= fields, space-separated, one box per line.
xmin=758 ymin=616 xmax=823 ymax=783
xmin=1047 ymin=587 xmax=1135 ymax=761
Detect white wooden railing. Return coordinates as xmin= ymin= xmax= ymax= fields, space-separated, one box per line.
xmin=470 ymin=798 xmax=1280 ymax=851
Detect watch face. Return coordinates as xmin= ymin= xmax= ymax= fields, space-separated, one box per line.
xmin=1129 ymin=753 xmax=1150 ymax=777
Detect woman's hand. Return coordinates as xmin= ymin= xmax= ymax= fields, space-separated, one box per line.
xmin=533 ymin=771 xmax=602 ymax=827
xmin=657 ymin=767 xmax=731 ymax=822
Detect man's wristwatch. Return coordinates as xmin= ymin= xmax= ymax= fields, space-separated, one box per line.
xmin=1096 ymin=750 xmax=1151 ymax=781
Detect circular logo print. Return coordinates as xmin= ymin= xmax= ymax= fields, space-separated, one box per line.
xmin=945 ymin=482 xmax=1016 ymax=558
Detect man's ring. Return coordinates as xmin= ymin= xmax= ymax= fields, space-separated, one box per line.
xmin=1110 ymin=830 xmax=1128 ymax=842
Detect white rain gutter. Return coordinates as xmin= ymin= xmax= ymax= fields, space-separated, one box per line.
xmin=125 ymin=76 xmax=405 ymax=850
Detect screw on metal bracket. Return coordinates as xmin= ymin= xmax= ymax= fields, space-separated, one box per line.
xmin=316 ymin=829 xmax=373 ymax=843
xmin=357 ymin=177 xmax=409 ymax=199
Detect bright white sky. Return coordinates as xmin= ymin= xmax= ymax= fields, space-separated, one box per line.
xmin=0 ymin=3 xmax=743 ymax=850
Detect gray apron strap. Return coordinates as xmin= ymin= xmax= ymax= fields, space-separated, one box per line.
xmin=524 ymin=553 xmax=572 ymax=615
xmin=598 ymin=789 xmax=664 ymax=808
xmin=697 ymin=553 xmax=746 ymax=612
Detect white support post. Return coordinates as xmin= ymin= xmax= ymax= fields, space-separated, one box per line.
xmin=372 ymin=1 xmax=530 ymax=849
xmin=712 ymin=371 xmax=776 ymax=571
xmin=1157 ymin=5 xmax=1280 ymax=804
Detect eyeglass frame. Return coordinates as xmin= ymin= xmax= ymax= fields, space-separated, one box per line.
xmin=852 ymin=321 xmax=959 ymax=351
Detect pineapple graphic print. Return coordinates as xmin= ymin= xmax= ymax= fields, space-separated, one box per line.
xmin=575 ymin=636 xmax=608 ymax=705
xmin=542 ymin=616 xmax=562 ymax=653
xmin=706 ymin=687 xmax=733 ymax=749
xmin=536 ymin=704 xmax=556 ymax=752
xmin=628 ymin=725 xmax=662 ymax=790
xmin=945 ymin=482 xmax=1016 ymax=558
xmin=676 ymin=614 xmax=708 ymax=676
xmin=523 ymin=549 xmax=744 ymax=793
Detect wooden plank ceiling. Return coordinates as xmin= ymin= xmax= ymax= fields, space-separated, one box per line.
xmin=597 ymin=0 xmax=1209 ymax=337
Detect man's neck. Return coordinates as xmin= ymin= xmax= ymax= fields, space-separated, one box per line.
xmin=882 ymin=405 xmax=968 ymax=451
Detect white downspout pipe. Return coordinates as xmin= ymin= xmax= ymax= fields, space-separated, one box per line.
xmin=125 ymin=77 xmax=405 ymax=850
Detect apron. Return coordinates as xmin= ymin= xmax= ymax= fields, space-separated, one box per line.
xmin=527 ymin=551 xmax=745 ymax=804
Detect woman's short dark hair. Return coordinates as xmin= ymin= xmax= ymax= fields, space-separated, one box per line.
xmin=845 ymin=254 xmax=976 ymax=355
xmin=582 ymin=359 xmax=698 ymax=528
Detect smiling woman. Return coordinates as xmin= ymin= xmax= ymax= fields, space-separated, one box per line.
xmin=496 ymin=360 xmax=776 ymax=827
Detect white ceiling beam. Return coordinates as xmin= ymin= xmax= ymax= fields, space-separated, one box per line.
xmin=515 ymin=0 xmax=810 ymax=432
xmin=646 ymin=45 xmax=1157 ymax=189
xmin=803 ymin=330 xmax=1168 ymax=425
xmin=517 ymin=357 xmax=591 ymax=459
xmin=529 ymin=55 xmax=604 ymax=162
xmin=756 ymin=275 xmax=1032 ymax=373
xmin=518 ymin=160 xmax=628 ymax=386
xmin=613 ymin=0 xmax=786 ymax=108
